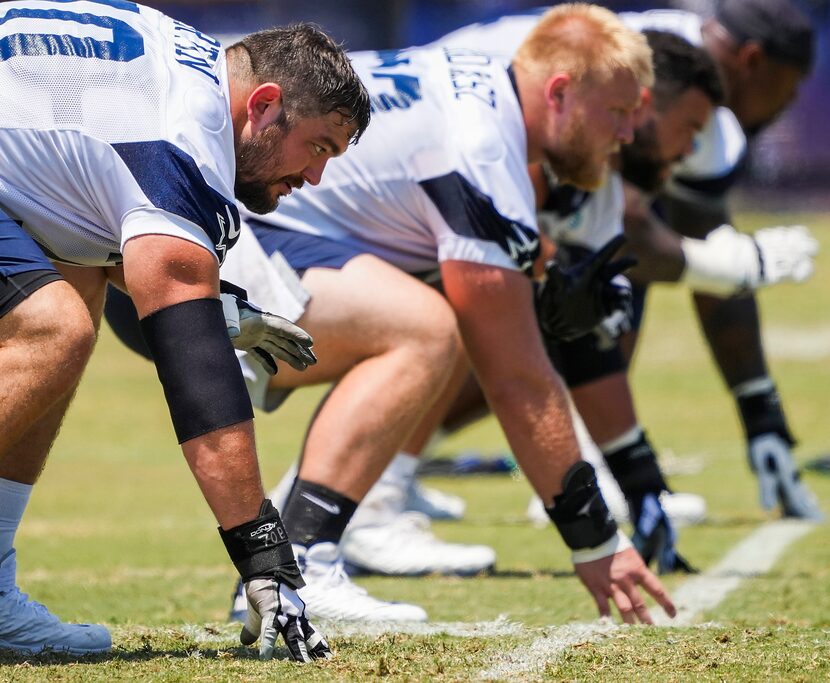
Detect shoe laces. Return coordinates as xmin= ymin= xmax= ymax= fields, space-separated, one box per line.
xmin=314 ymin=555 xmax=368 ymax=597
xmin=0 ymin=586 xmax=55 ymax=623
xmin=388 ymin=511 xmax=436 ymax=541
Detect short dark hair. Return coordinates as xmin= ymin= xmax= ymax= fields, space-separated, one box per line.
xmin=716 ymin=0 xmax=815 ymax=72
xmin=644 ymin=30 xmax=725 ymax=111
xmin=230 ymin=24 xmax=371 ymax=144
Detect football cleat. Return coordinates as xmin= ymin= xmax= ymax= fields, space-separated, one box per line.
xmin=342 ymin=511 xmax=495 ymax=576
xmin=405 ymin=481 xmax=466 ymax=521
xmin=0 ymin=550 xmax=111 ymax=656
xmin=296 ymin=543 xmax=428 ymax=622
xmin=230 ymin=542 xmax=428 ymax=624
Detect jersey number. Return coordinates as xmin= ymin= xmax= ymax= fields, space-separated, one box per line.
xmin=369 ymin=50 xmax=422 ymax=113
xmin=0 ymin=1 xmax=144 ymax=62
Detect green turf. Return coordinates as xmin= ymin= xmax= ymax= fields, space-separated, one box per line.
xmin=2 ymin=212 xmax=829 ymax=680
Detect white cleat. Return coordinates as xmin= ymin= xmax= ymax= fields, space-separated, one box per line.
xmin=0 ymin=550 xmax=111 ymax=656
xmin=342 ymin=511 xmax=495 ymax=576
xmin=405 ymin=481 xmax=466 ymax=521
xmin=297 ymin=543 xmax=428 ymax=622
xmin=526 ymin=490 xmax=706 ymax=528
xmin=657 ymin=491 xmax=707 ymax=528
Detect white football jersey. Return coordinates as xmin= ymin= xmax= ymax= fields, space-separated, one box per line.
xmin=537 ymin=172 xmax=624 ymax=250
xmin=0 ymin=0 xmax=238 ymax=266
xmin=245 ymin=46 xmax=539 ymax=276
xmin=435 ymin=9 xmax=747 ymax=203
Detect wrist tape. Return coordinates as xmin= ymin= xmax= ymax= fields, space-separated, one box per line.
xmin=219 ymin=499 xmax=305 ymax=589
xmin=545 ymin=461 xmax=618 ymax=550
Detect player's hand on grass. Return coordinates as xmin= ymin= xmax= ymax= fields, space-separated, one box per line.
xmin=574 ymin=546 xmax=676 ymax=625
xmin=629 ymin=493 xmax=696 ymax=575
xmin=537 ymin=234 xmax=635 ymax=342
xmin=220 ymin=283 xmax=317 ymax=375
xmin=748 ymin=433 xmax=824 ymax=521
xmin=240 ymin=578 xmax=332 ymax=662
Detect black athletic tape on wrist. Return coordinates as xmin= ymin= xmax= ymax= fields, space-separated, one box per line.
xmin=219 ymin=499 xmax=305 ymax=589
xmin=603 ymin=432 xmax=668 ymax=500
xmin=545 ymin=461 xmax=618 ymax=550
xmin=139 ymin=298 xmax=254 ymax=443
xmin=735 ymin=385 xmax=796 ymax=445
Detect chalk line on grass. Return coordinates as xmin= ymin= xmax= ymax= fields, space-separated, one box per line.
xmin=653 ymin=518 xmax=816 ymax=626
xmin=477 ymin=518 xmax=817 ymax=679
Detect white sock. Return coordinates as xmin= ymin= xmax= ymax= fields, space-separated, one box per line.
xmin=380 ymin=452 xmax=419 ymax=487
xmin=348 ymin=453 xmax=420 ymax=529
xmin=0 ymin=478 xmax=32 ymax=557
xmin=267 ymin=462 xmax=299 ymax=512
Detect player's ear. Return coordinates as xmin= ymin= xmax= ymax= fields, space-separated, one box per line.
xmin=736 ymin=41 xmax=764 ymax=75
xmin=544 ymin=73 xmax=571 ymax=112
xmin=247 ymin=82 xmax=284 ymax=134
xmin=633 ymin=86 xmax=652 ymax=127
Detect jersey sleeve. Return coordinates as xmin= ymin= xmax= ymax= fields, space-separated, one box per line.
xmin=114 ymin=140 xmax=240 ymax=263
xmin=665 ymin=106 xmax=747 ymax=205
xmin=417 ymin=68 xmax=540 ymax=275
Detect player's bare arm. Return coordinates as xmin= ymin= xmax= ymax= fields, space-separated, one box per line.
xmin=441 ymin=259 xmax=675 ymax=623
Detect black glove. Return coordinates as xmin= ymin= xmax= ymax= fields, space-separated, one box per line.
xmin=629 ymin=493 xmax=696 ymax=575
xmin=537 ymin=235 xmax=635 ymax=342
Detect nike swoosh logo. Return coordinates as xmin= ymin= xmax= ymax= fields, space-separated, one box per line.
xmin=301 ymin=491 xmax=341 ymax=515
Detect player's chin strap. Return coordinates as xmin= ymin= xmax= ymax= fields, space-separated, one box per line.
xmin=544 ymin=461 xmax=632 ymax=564
xmin=219 ymin=499 xmax=305 ymax=589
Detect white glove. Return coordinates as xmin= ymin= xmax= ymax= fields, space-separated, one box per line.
xmin=221 ymin=292 xmax=317 ymax=375
xmin=681 ymin=224 xmax=818 ymax=295
xmin=240 ymin=578 xmax=331 ymax=662
xmin=748 ymin=433 xmax=824 ymax=520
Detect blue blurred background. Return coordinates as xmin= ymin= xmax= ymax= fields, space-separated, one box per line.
xmin=145 ymin=0 xmax=830 ymax=204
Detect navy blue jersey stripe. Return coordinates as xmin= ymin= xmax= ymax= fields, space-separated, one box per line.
xmin=419 ymin=171 xmax=538 ymax=274
xmin=542 ymin=183 xmax=591 ymax=218
xmin=112 ymin=141 xmax=239 ymax=263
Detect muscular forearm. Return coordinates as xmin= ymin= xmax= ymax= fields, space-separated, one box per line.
xmin=182 ymin=421 xmax=265 ymax=528
xmin=473 ymin=354 xmax=581 ymax=505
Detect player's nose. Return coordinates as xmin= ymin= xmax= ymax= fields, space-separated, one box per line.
xmin=617 ymin=113 xmax=635 ymax=145
xmin=302 ymin=158 xmax=328 ymax=187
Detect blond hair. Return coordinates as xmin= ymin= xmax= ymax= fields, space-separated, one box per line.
xmin=514 ymin=3 xmax=654 ymax=88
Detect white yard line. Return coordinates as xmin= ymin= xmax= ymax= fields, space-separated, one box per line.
xmin=163 ymin=520 xmax=816 ymax=677
xmin=653 ymin=518 xmax=816 ymax=626
xmin=478 ymin=518 xmax=817 ymax=679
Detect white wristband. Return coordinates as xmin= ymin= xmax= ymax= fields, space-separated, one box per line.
xmin=571 ymin=529 xmax=633 ymax=564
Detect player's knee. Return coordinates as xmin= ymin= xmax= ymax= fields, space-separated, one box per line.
xmin=405 ymin=297 xmax=460 ymax=369
xmin=22 ymin=284 xmax=96 ymax=375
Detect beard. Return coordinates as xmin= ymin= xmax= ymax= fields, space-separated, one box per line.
xmin=620 ymin=119 xmax=671 ymax=194
xmin=235 ymin=122 xmax=296 ymax=215
xmin=545 ymin=114 xmax=606 ymax=191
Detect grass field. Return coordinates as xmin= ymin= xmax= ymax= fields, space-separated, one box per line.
xmin=2 ymin=212 xmax=830 ymax=681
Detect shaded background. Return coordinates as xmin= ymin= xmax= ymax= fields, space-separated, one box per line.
xmin=146 ymin=0 xmax=830 ymax=205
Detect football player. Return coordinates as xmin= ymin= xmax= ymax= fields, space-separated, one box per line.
xmin=0 ymin=0 xmax=369 ymax=660
xmin=218 ymin=5 xmax=675 ymax=625
xmin=428 ymin=0 xmax=822 ymax=525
